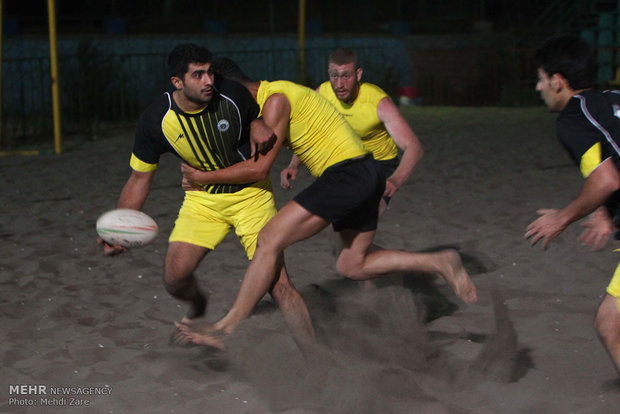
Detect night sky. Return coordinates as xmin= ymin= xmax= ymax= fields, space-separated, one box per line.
xmin=4 ymin=0 xmax=561 ymax=37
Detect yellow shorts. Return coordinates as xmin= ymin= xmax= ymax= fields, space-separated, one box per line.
xmin=607 ymin=261 xmax=620 ymax=298
xmin=169 ymin=180 xmax=276 ymax=259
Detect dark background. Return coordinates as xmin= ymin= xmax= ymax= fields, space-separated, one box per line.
xmin=2 ymin=0 xmax=599 ymax=38
xmin=3 ymin=0 xmax=620 ymax=150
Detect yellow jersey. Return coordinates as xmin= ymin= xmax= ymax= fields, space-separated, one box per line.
xmin=318 ymin=81 xmax=398 ymax=161
xmin=256 ymin=80 xmax=368 ymax=177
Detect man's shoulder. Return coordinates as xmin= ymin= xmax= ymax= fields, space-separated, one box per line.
xmin=216 ymin=77 xmax=249 ymax=100
xmin=570 ymin=89 xmax=618 ymax=105
xmin=558 ymin=90 xmax=620 ymax=144
xmin=563 ymin=89 xmax=619 ymax=119
xmin=138 ymin=92 xmax=172 ymax=127
xmin=359 ymin=83 xmax=388 ymax=103
xmin=144 ymin=92 xmax=172 ymax=112
xmin=360 ymin=82 xmax=387 ymax=94
xmin=214 ymin=78 xmax=253 ymax=107
xmin=603 ymin=90 xmax=620 ymax=108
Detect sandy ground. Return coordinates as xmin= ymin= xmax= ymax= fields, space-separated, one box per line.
xmin=1 ymin=106 xmax=619 ymax=413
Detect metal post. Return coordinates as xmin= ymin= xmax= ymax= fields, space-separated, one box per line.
xmin=0 ymin=0 xmax=3 ymax=151
xmin=48 ymin=0 xmax=62 ymax=154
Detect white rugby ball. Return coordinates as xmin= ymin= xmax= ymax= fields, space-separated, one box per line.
xmin=96 ymin=209 xmax=158 ymax=248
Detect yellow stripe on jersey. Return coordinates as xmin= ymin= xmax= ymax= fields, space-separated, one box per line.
xmin=580 ymin=142 xmax=602 ymax=177
xmin=606 ymin=261 xmax=620 ymax=299
xmin=256 ymin=80 xmax=368 ymax=177
xmin=318 ymin=81 xmax=398 ymax=161
xmin=130 ymin=153 xmax=157 ymax=172
xmin=163 ymin=111 xmax=212 ymax=170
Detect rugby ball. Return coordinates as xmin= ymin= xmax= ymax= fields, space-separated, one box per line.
xmin=96 ymin=209 xmax=158 ymax=248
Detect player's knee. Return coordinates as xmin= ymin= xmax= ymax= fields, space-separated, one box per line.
xmin=336 ymin=257 xmax=365 ymax=280
xmin=256 ymin=229 xmax=284 ymax=253
xmin=595 ymin=302 xmax=619 ymax=344
xmin=594 ymin=309 xmax=605 ymax=338
xmin=163 ymin=269 xmax=190 ymax=292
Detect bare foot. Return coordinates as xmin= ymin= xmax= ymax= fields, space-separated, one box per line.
xmin=437 ymin=250 xmax=478 ymax=304
xmin=173 ymin=320 xmax=227 ymax=351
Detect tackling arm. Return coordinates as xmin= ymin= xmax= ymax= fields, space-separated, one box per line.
xmin=182 ymin=94 xmax=291 ymax=186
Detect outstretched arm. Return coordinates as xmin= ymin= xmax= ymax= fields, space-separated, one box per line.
xmin=579 ymin=206 xmax=615 ymax=251
xmin=182 ymin=94 xmax=292 ymax=186
xmin=100 ymin=169 xmax=155 ymax=255
xmin=117 ymin=170 xmax=154 ymax=210
xmin=377 ymin=96 xmax=424 ymax=197
xmin=526 ymin=158 xmax=620 ymax=249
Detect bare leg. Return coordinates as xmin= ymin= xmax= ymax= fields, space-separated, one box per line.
xmin=269 ymin=255 xmax=317 ymax=353
xmin=175 ymin=252 xmax=318 ymax=350
xmin=164 ymin=242 xmax=209 ymax=320
xmin=331 ymin=198 xmax=388 ymax=258
xmin=175 ymin=201 xmax=477 ymax=350
xmin=595 ymin=294 xmax=620 ymax=375
xmin=336 ymin=229 xmax=477 ymax=304
xmin=175 ymin=201 xmax=328 ymax=348
xmin=377 ymin=197 xmax=388 ymax=217
xmin=173 ymin=242 xmax=284 ymax=350
xmin=217 ymin=202 xmax=328 ymax=332
xmin=333 ymin=198 xmax=389 ymax=290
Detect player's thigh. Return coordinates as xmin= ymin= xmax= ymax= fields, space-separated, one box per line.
xmin=258 ymin=200 xmax=329 ymax=250
xmin=169 ymin=193 xmax=232 ymax=250
xmin=597 ymin=262 xmax=620 ymax=333
xmin=231 ymin=188 xmax=279 ymax=259
xmin=336 ymin=228 xmax=376 ymax=267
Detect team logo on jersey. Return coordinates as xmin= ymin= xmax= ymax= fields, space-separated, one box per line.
xmin=614 ymin=104 xmax=620 ymax=119
xmin=217 ymin=119 xmax=230 ymax=132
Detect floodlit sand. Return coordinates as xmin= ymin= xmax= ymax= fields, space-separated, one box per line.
xmin=1 ymin=107 xmax=619 ymax=413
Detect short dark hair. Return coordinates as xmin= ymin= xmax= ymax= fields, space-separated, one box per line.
xmin=328 ymin=48 xmax=360 ymax=69
xmin=211 ymin=57 xmax=254 ymax=83
xmin=167 ymin=43 xmax=213 ymax=79
xmin=534 ymin=35 xmax=595 ymax=90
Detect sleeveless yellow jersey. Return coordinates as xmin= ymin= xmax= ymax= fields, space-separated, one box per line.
xmin=256 ymin=80 xmax=367 ymax=177
xmin=318 ymin=81 xmax=398 ymax=161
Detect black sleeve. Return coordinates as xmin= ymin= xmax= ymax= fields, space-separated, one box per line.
xmin=132 ymin=94 xmax=174 ymax=166
xmin=556 ymin=114 xmax=600 ymax=168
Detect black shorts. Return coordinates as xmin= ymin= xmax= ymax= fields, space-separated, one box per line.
xmin=294 ymin=154 xmax=385 ymax=232
xmin=374 ymin=157 xmax=400 ymax=205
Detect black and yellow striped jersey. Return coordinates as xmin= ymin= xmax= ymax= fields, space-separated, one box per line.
xmin=130 ymin=77 xmax=258 ymax=194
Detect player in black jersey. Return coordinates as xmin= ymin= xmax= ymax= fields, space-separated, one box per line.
xmin=526 ymin=35 xmax=620 ymax=376
xmin=100 ymin=44 xmax=314 ymax=348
